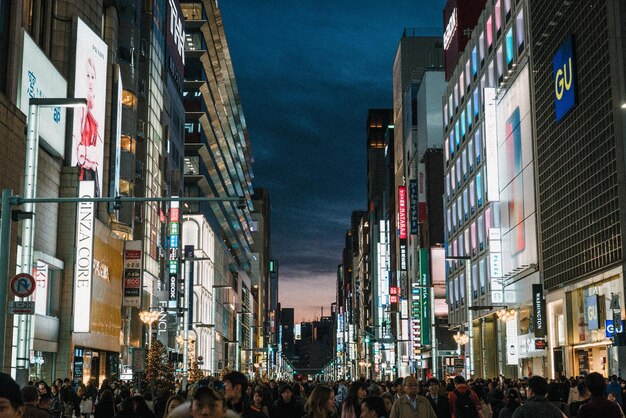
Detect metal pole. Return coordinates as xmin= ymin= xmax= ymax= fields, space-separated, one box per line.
xmin=16 ymin=103 xmax=41 ymax=385
xmin=0 ymin=189 xmax=13 ymax=372
xmin=466 ymin=259 xmax=474 ymax=379
xmin=182 ymin=259 xmax=190 ymax=391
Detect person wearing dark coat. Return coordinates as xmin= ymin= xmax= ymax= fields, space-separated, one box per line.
xmin=270 ymin=384 xmax=304 ymax=418
xmin=425 ymin=378 xmax=451 ymax=418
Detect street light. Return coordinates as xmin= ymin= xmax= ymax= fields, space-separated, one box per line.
xmin=445 ymin=255 xmax=474 ymax=378
xmin=9 ymin=98 xmax=87 ymax=385
xmin=139 ymin=310 xmax=160 ymax=349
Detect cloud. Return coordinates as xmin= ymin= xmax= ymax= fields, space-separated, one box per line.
xmin=220 ymin=0 xmax=445 ymax=320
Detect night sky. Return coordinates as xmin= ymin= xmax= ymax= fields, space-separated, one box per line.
xmin=220 ymin=1 xmax=445 ymax=322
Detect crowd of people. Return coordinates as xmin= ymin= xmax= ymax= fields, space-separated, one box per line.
xmin=1 ymin=371 xmax=625 ymax=418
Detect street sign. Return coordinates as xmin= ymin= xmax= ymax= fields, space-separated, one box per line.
xmin=132 ymin=348 xmax=146 ymax=372
xmin=10 ymin=273 xmax=36 ymax=297
xmin=9 ymin=301 xmax=35 ymax=315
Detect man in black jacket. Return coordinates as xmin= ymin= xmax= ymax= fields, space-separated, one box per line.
xmin=223 ymin=371 xmax=266 ymax=418
xmin=425 ymin=378 xmax=451 ymax=418
xmin=270 ymin=384 xmax=303 ymax=418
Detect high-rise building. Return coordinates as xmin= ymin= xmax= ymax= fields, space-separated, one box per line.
xmin=530 ymin=0 xmax=626 ymax=377
xmin=443 ymin=0 xmax=488 ymax=79
xmin=392 ymin=32 xmax=443 ymax=377
xmin=181 ymin=0 xmax=256 ymax=376
xmin=443 ymin=0 xmax=534 ymax=378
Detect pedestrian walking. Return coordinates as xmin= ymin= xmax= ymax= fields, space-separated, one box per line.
xmin=577 ymin=372 xmax=621 ymax=418
xmin=448 ymin=376 xmax=483 ymax=418
xmin=389 ymin=376 xmax=436 ymax=418
xmin=303 ymin=385 xmax=338 ymax=418
xmin=510 ymin=376 xmax=564 ymax=418
xmin=425 ymin=378 xmax=450 ymax=418
xmin=0 ymin=373 xmax=25 ymax=417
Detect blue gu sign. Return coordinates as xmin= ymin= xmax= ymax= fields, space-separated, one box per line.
xmin=553 ymin=36 xmax=576 ymax=122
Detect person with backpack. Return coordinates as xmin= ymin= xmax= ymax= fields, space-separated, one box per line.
xmin=447 ymin=376 xmax=483 ymax=418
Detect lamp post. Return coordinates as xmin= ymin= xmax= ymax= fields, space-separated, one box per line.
xmin=12 ymin=98 xmax=87 ymax=384
xmin=446 ymin=255 xmax=473 ymax=378
xmin=139 ymin=310 xmax=160 ymax=349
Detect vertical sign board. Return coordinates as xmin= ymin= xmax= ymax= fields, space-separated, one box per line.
xmin=553 ymin=36 xmax=576 ymax=123
xmin=185 ymin=245 xmax=194 ymax=330
xmin=169 ymin=201 xmax=180 ymax=306
xmin=34 ymin=262 xmax=48 ymax=315
xmin=585 ymin=295 xmax=599 ymax=330
xmin=409 ymin=180 xmax=418 ymax=235
xmin=18 ymin=30 xmax=67 ymax=157
xmin=71 ymin=18 xmax=108 ymax=197
xmin=417 ymin=164 xmax=427 ymax=223
xmin=419 ymin=249 xmax=430 ymax=345
xmin=532 ymin=284 xmax=546 ymax=338
xmin=73 ymin=181 xmax=95 ymax=333
xmin=398 ymin=186 xmax=407 ymax=239
xmin=506 ymin=318 xmax=519 ymax=365
xmin=398 ymin=186 xmax=408 ymax=272
xmin=123 ymin=240 xmax=142 ymax=307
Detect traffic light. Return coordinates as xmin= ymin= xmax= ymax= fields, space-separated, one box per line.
xmin=365 ymin=336 xmax=370 ymax=344
xmin=268 ymin=346 xmax=273 ymax=352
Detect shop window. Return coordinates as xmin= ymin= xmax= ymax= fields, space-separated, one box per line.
xmin=473 ymin=88 xmax=480 ymax=120
xmin=468 ymin=138 xmax=475 ymax=174
xmin=462 ymin=149 xmax=468 ymax=181
xmin=472 ymin=262 xmax=479 ymax=299
xmin=479 ymin=258 xmax=487 ymax=295
xmin=463 ymin=189 xmax=469 ymax=221
xmin=478 ymin=214 xmax=485 ymax=251
xmin=119 ymin=179 xmax=134 ymax=196
xmin=122 ymin=89 xmax=137 ymax=109
xmin=497 ymin=45 xmax=504 ymax=84
xmin=506 ymin=28 xmax=514 ymax=68
xmin=479 ymin=31 xmax=485 ymax=67
xmin=120 ymin=135 xmax=136 ymax=154
xmin=460 ymin=110 xmax=466 ymax=140
xmin=516 ymin=9 xmax=525 ymax=53
xmin=470 ymin=180 xmax=476 ymax=214
xmin=475 ymin=130 xmax=482 ymax=166
xmin=471 ymin=222 xmax=477 ymax=255
xmin=495 ymin=0 xmax=502 ymax=38
xmin=486 ymin=16 xmax=493 ymax=52
xmin=472 ymin=46 xmax=478 ymax=77
xmin=181 ymin=3 xmax=204 ymax=20
xmin=477 ymin=170 xmax=484 ymax=208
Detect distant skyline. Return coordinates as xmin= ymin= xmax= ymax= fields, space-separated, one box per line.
xmin=220 ymin=1 xmax=445 ymax=322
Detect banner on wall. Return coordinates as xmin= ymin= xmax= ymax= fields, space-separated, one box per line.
xmin=71 ymin=18 xmax=108 ymax=197
xmin=533 ymin=284 xmax=546 ymax=338
xmin=123 ymin=240 xmax=142 ymax=307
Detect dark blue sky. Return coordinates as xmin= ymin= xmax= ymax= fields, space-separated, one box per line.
xmin=220 ymin=1 xmax=445 ymax=322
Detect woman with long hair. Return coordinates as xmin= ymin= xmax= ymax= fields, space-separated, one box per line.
xmin=341 ymin=382 xmax=367 ymax=418
xmin=94 ymin=390 xmax=116 ymax=418
xmin=164 ymin=395 xmax=185 ymax=418
xmin=303 ymin=386 xmax=338 ymax=418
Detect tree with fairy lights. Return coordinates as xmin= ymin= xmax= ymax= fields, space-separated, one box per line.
xmin=144 ymin=337 xmax=175 ymax=394
xmin=188 ymin=361 xmax=205 ymax=384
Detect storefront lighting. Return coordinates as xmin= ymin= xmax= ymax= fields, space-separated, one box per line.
xmin=453 ymin=332 xmax=469 ymax=345
xmin=496 ymin=308 xmax=517 ymax=321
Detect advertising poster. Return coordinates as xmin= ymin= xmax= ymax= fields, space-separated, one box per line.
xmin=18 ymin=30 xmax=68 ymax=156
xmin=71 ymin=18 xmax=108 ymax=197
xmin=496 ymin=64 xmax=538 ymax=277
xmin=123 ymin=240 xmax=143 ymax=307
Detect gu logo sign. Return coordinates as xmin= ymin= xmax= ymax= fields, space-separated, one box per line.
xmin=606 ymin=320 xmax=624 ymax=338
xmin=553 ymin=36 xmax=576 ymax=122
xmin=168 ymin=0 xmax=185 ymax=66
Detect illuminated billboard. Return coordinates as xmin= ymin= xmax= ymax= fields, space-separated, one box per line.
xmin=71 ymin=18 xmax=108 ymax=197
xmin=18 ymin=30 xmax=67 ymax=156
xmin=553 ymin=36 xmax=576 ymax=123
xmin=496 ymin=64 xmax=537 ymax=278
xmin=73 ymin=181 xmax=95 ymax=332
xmin=398 ymin=186 xmax=407 ymax=239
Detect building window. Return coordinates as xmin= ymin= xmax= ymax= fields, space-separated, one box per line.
xmin=122 ymin=89 xmax=137 ymax=108
xmin=516 ymin=9 xmax=525 ymax=53
xmin=121 ymin=135 xmax=136 ymax=154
